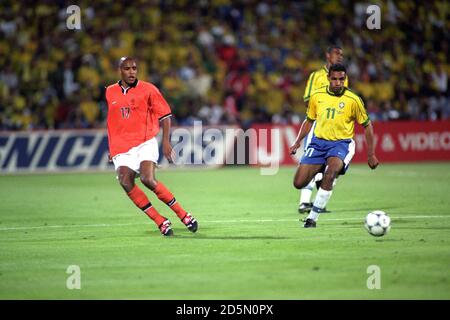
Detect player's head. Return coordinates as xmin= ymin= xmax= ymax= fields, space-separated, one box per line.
xmin=118 ymin=56 xmax=137 ymax=85
xmin=327 ymin=63 xmax=346 ymax=93
xmin=326 ymin=45 xmax=344 ymax=66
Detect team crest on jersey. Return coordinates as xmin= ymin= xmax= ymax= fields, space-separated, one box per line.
xmin=339 ymin=102 xmax=345 ymax=109
xmin=120 ymin=107 xmax=131 ymax=119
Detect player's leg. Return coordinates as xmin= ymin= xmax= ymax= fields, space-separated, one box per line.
xmin=320 ymin=157 xmax=343 ymax=190
xmin=114 ymin=153 xmax=172 ymax=236
xmin=137 ymin=138 xmax=198 ymax=232
xmin=298 ymin=123 xmax=316 ymax=213
xmin=310 ymin=171 xmax=333 ymax=213
xmin=304 ymin=157 xmax=343 ymax=227
xmin=117 ymin=165 xmax=136 ymax=193
xmin=140 ymin=161 xmax=198 ymax=233
xmin=314 ymin=172 xmax=337 ymax=190
xmin=293 ymin=163 xmax=323 ymax=190
xmin=304 ymin=139 xmax=355 ymax=227
xmin=298 ymin=177 xmax=315 ymax=213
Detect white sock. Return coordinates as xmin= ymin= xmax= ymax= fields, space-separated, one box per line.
xmin=314 ymin=172 xmax=323 ymax=182
xmin=299 ymin=179 xmax=315 ymax=204
xmin=307 ymin=188 xmax=332 ymax=221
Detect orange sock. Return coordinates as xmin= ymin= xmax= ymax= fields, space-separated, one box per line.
xmin=143 ymin=205 xmax=166 ymax=227
xmin=127 ymin=185 xmax=166 ymax=227
xmin=153 ymin=182 xmax=187 ymax=219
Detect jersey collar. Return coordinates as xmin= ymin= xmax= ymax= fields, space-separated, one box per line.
xmin=326 ymin=86 xmax=346 ymax=97
xmin=118 ymin=79 xmax=139 ymax=94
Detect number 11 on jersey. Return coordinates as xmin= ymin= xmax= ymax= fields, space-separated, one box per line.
xmin=326 ymin=107 xmax=336 ymax=119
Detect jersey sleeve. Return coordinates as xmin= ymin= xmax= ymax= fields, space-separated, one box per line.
xmin=355 ymin=95 xmax=370 ymax=127
xmin=303 ymin=72 xmax=316 ymax=102
xmin=105 ymin=87 xmax=111 ymax=106
xmin=149 ymin=86 xmax=172 ymax=121
xmin=306 ymin=94 xmax=317 ymax=121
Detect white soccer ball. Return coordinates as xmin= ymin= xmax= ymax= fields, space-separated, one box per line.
xmin=364 ymin=210 xmax=391 ymax=237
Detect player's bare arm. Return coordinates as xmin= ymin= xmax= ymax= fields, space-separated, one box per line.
xmin=364 ymin=122 xmax=379 ymax=169
xmin=161 ymin=117 xmax=175 ymax=163
xmin=290 ymin=119 xmax=314 ymax=155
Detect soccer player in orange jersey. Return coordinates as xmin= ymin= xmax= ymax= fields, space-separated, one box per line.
xmin=105 ymin=56 xmax=198 ymax=236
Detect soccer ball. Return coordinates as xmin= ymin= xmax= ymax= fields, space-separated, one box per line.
xmin=364 ymin=211 xmax=391 ymax=237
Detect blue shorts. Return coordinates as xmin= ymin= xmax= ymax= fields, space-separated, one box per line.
xmin=300 ymin=136 xmax=356 ymax=175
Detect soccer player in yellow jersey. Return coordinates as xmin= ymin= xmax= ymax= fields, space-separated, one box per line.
xmin=298 ymin=45 xmax=348 ymax=214
xmin=303 ymin=46 xmax=347 ymax=102
xmin=290 ymin=64 xmax=379 ymax=228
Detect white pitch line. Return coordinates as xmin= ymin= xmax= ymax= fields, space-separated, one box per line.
xmin=0 ymin=215 xmax=449 ymax=232
xmin=206 ymin=215 xmax=450 ymax=223
xmin=0 ymin=222 xmax=142 ymax=231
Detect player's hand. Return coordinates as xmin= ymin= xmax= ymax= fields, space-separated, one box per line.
xmin=289 ymin=142 xmax=301 ymax=155
xmin=163 ymin=142 xmax=175 ymax=163
xmin=368 ymin=154 xmax=379 ymax=169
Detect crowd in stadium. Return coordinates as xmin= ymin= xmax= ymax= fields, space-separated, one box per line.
xmin=0 ymin=1 xmax=448 ymax=131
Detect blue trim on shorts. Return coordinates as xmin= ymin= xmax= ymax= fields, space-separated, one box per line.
xmin=303 ymin=122 xmax=317 ymax=151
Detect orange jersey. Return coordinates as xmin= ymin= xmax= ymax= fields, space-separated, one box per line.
xmin=105 ymin=80 xmax=172 ymax=157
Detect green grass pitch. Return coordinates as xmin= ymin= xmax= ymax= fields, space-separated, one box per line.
xmin=0 ymin=163 xmax=449 ymax=299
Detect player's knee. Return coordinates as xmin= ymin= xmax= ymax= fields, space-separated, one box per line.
xmin=322 ymin=170 xmax=338 ymax=189
xmin=140 ymin=176 xmax=157 ymax=190
xmin=323 ymin=170 xmax=337 ymax=182
xmin=118 ymin=175 xmax=134 ymax=192
xmin=293 ymin=179 xmax=307 ymax=189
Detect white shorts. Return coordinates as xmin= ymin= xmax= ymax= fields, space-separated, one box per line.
xmin=112 ymin=138 xmax=159 ymax=173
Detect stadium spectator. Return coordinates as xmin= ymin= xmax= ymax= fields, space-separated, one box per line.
xmin=0 ymin=1 xmax=448 ymax=130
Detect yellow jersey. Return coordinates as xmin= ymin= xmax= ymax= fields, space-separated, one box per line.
xmin=306 ymin=86 xmax=370 ymax=141
xmin=303 ymin=65 xmax=349 ymax=102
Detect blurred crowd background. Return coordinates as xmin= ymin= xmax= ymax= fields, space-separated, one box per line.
xmin=0 ymin=0 xmax=449 ymax=131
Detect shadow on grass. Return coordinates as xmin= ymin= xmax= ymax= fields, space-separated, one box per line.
xmin=372 ymin=238 xmax=405 ymax=242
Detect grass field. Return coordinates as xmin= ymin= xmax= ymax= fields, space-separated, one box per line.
xmin=0 ymin=163 xmax=449 ymax=299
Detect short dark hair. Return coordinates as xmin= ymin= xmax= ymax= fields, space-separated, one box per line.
xmin=118 ymin=56 xmax=136 ymax=68
xmin=327 ymin=45 xmax=342 ymax=53
xmin=328 ymin=63 xmax=346 ymax=74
